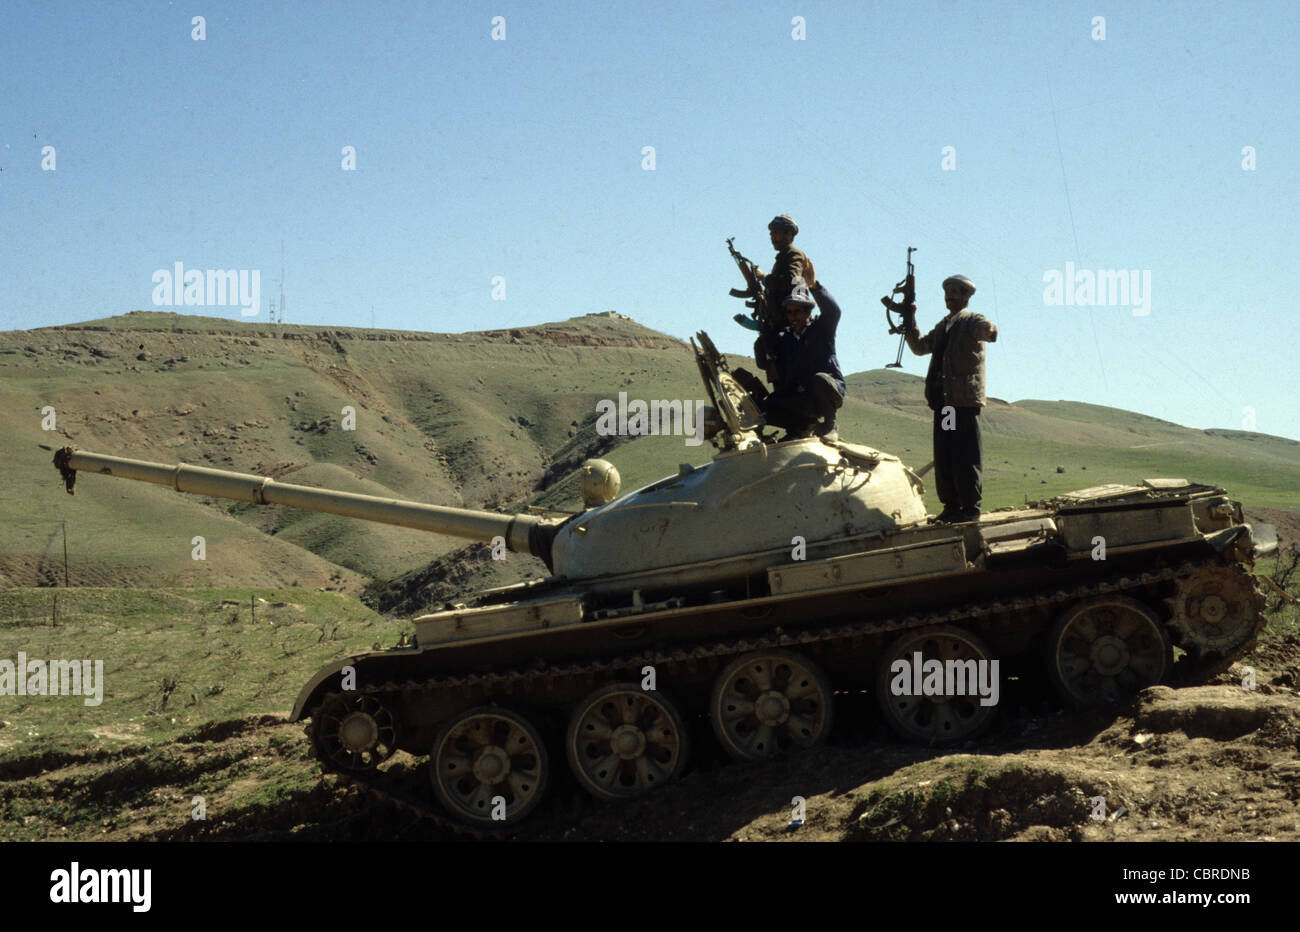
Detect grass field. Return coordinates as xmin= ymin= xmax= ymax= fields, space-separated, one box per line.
xmin=0 ymin=587 xmax=392 ymax=756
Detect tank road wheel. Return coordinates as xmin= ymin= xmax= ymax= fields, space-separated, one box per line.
xmin=311 ymin=693 xmax=398 ymax=772
xmin=875 ymin=625 xmax=998 ymax=745
xmin=710 ymin=650 xmax=833 ymax=761
xmin=430 ymin=707 xmax=549 ymax=828
xmin=566 ymin=684 xmax=689 ymax=801
xmin=1047 ymin=596 xmax=1172 ymax=708
xmin=1165 ymin=567 xmax=1267 ymax=671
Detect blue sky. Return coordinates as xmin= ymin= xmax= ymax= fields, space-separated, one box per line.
xmin=3 ymin=0 xmax=1297 ymax=439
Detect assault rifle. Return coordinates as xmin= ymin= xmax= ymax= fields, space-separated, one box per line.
xmin=881 ymin=246 xmax=917 ymax=369
xmin=726 ymin=237 xmax=783 ymax=385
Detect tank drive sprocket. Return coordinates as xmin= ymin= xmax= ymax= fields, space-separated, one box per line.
xmin=1165 ymin=565 xmax=1267 ymax=665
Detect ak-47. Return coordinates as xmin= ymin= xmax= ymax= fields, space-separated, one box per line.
xmin=881 ymin=246 xmax=917 ymax=369
xmin=726 ymin=237 xmax=783 ymax=385
xmin=726 ymin=237 xmax=780 ymax=330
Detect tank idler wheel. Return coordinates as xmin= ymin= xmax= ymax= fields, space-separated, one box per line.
xmin=430 ymin=707 xmax=549 ymax=828
xmin=566 ymin=683 xmax=689 ymax=801
xmin=875 ymin=625 xmax=998 ymax=745
xmin=710 ymin=650 xmax=833 ymax=761
xmin=1047 ymin=596 xmax=1172 ymax=708
xmin=311 ymin=693 xmax=398 ymax=772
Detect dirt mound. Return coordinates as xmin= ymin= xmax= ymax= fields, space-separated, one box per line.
xmin=1245 ymin=634 xmax=1300 ymax=687
xmin=174 ymin=714 xmax=286 ymax=745
xmin=853 ymin=761 xmax=1093 ymax=841
xmin=1129 ymin=685 xmax=1299 ymax=741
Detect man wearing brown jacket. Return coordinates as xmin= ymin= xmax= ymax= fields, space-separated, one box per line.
xmin=905 ymin=275 xmax=997 ymax=523
xmin=755 ymin=214 xmax=807 ymax=346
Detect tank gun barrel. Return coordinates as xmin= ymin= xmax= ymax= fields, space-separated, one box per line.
xmin=53 ymin=447 xmax=560 ymax=564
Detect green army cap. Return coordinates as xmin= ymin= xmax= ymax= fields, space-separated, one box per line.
xmin=942 ymin=274 xmax=976 ymax=295
xmin=768 ymin=214 xmax=799 ymax=234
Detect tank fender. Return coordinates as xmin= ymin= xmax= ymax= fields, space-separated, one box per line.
xmin=290 ymin=656 xmax=366 ymax=722
xmin=1203 ymin=525 xmax=1246 ymax=554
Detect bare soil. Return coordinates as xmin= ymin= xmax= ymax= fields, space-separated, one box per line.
xmin=6 ymin=638 xmax=1298 ymax=843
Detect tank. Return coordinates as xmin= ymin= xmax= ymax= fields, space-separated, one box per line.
xmin=50 ymin=332 xmax=1277 ymax=834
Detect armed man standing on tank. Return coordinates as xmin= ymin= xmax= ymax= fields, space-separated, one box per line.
xmin=754 ymin=214 xmax=807 ymax=317
xmin=903 ymin=275 xmax=997 ymax=524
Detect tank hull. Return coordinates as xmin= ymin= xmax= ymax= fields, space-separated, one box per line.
xmin=296 ymin=480 xmax=1272 ymax=833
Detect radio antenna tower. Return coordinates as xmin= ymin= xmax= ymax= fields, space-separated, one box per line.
xmin=279 ymin=240 xmax=286 ymax=324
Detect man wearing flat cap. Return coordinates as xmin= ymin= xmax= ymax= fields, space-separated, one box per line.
xmin=755 ymin=259 xmax=846 ymax=441
xmin=755 ymin=214 xmax=808 ymax=331
xmin=905 ymin=275 xmax=997 ymax=523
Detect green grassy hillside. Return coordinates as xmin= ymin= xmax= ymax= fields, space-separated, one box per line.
xmin=4 ymin=310 xmax=1298 ymax=602
xmin=2 ymin=311 xmax=695 ymax=588
xmin=0 ymin=587 xmax=388 ymax=754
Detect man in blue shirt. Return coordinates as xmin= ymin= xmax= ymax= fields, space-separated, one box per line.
xmin=754 ymin=260 xmax=846 ymax=441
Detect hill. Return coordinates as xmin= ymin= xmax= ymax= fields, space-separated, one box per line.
xmin=2 ymin=310 xmax=694 ymax=593
xmin=4 ymin=309 xmax=1299 ymax=607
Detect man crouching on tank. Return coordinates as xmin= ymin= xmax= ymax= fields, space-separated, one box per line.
xmin=755 ymin=259 xmax=846 ymax=441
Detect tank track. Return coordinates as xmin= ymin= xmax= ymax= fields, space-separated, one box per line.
xmin=314 ymin=557 xmax=1267 ymax=838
